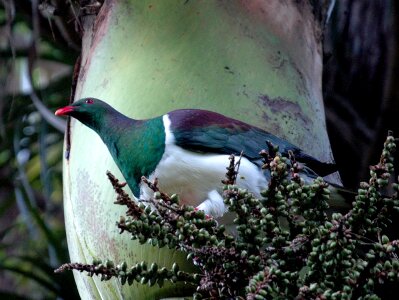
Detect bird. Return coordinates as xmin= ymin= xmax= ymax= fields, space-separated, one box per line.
xmin=55 ymin=98 xmax=346 ymax=218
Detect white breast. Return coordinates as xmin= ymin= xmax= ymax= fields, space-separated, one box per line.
xmin=139 ymin=115 xmax=267 ymax=218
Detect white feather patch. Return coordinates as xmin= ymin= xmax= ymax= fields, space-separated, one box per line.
xmin=139 ymin=114 xmax=267 ymax=218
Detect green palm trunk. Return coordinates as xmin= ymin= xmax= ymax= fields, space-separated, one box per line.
xmin=64 ymin=0 xmax=336 ymax=298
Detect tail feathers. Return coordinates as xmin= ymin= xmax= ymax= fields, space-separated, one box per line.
xmin=298 ymin=151 xmax=338 ymax=177
xmin=328 ymin=183 xmax=356 ymax=211
xmin=311 ymin=162 xmax=338 ymax=177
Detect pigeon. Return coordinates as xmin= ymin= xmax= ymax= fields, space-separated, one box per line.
xmin=56 ymin=98 xmax=344 ymax=218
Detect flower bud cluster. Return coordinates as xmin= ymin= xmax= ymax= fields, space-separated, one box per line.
xmin=56 ymin=134 xmax=399 ymax=299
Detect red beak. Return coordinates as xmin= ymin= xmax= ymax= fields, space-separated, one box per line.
xmin=55 ymin=106 xmax=74 ymax=116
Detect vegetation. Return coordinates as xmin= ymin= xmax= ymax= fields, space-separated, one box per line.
xmin=0 ymin=1 xmax=79 ymax=298
xmin=57 ymin=133 xmax=399 ymax=299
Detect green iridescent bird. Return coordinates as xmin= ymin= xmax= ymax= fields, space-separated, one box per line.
xmin=56 ymin=98 xmax=348 ymax=217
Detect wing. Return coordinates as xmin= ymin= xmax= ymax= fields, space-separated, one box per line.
xmin=168 ymin=109 xmax=337 ymax=177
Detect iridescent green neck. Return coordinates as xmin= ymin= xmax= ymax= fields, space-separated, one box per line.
xmin=100 ymin=116 xmax=166 ymax=197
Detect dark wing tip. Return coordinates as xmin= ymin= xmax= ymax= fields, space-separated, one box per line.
xmin=303 ymin=159 xmax=338 ymax=177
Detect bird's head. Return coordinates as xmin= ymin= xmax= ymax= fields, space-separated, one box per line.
xmin=55 ymin=98 xmax=116 ymax=132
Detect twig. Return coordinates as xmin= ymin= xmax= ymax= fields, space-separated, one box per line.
xmin=141 ymin=176 xmax=172 ymax=203
xmin=54 ymin=262 xmax=117 ymax=277
xmin=106 ymin=171 xmax=143 ymax=218
xmin=222 ymin=152 xmax=243 ymax=185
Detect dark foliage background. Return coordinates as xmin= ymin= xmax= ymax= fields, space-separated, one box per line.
xmin=0 ymin=0 xmax=397 ymax=298
xmin=324 ymin=0 xmax=399 ymax=189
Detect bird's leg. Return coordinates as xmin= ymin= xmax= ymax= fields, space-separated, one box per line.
xmin=196 ymin=190 xmax=227 ymax=219
xmin=119 ymin=181 xmax=127 ymax=188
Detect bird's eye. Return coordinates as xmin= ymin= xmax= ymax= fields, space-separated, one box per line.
xmin=86 ymin=99 xmax=94 ymax=104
